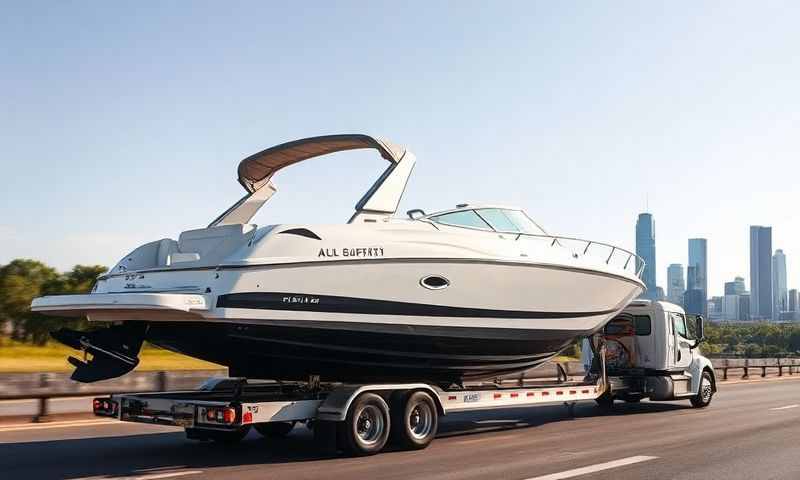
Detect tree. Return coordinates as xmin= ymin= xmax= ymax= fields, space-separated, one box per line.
xmin=0 ymin=260 xmax=107 ymax=344
xmin=0 ymin=259 xmax=60 ymax=341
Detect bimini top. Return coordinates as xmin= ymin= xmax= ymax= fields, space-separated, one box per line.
xmin=210 ymin=134 xmax=416 ymax=227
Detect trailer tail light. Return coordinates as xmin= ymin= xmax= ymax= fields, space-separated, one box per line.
xmin=92 ymin=397 xmax=117 ymax=417
xmin=223 ymin=408 xmax=236 ymax=424
xmin=243 ymin=411 xmax=253 ymax=424
xmin=199 ymin=406 xmax=239 ymax=425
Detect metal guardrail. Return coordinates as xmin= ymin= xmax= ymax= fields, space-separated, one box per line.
xmin=714 ymin=358 xmax=800 ymax=381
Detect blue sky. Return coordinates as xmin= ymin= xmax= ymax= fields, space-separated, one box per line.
xmin=1 ymin=1 xmax=799 ymax=297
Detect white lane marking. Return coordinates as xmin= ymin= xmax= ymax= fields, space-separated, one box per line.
xmin=0 ymin=419 xmax=117 ymax=432
xmin=127 ymin=471 xmax=203 ymax=480
xmin=522 ymin=455 xmax=658 ymax=480
xmin=769 ymin=404 xmax=799 ymax=411
xmin=74 ymin=471 xmax=203 ymax=480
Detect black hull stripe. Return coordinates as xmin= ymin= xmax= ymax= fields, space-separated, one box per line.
xmin=216 ymin=292 xmax=616 ymax=319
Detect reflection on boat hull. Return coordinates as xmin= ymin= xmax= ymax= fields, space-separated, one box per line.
xmin=145 ymin=320 xmax=584 ymax=384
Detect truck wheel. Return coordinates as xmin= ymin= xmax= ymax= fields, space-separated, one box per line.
xmin=341 ymin=393 xmax=390 ymax=456
xmin=255 ymin=421 xmax=295 ymax=438
xmin=690 ymin=371 xmax=714 ymax=408
xmin=392 ymin=391 xmax=438 ymax=450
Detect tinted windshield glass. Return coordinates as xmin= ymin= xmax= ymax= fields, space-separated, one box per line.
xmin=431 ymin=210 xmax=492 ymax=230
xmin=475 ymin=209 xmax=520 ymax=232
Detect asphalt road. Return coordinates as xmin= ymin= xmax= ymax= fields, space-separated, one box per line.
xmin=1 ymin=378 xmax=799 ymax=480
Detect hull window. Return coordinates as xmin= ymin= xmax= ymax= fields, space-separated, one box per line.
xmin=420 ymin=275 xmax=450 ymax=290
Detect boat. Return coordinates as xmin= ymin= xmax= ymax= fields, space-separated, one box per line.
xmin=31 ymin=134 xmax=645 ymax=385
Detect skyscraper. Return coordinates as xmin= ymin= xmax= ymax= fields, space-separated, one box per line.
xmin=772 ymin=249 xmax=787 ymax=316
xmin=667 ymin=264 xmax=685 ymax=306
xmin=688 ymin=238 xmax=708 ymax=317
xmin=788 ymin=289 xmax=798 ymax=315
xmin=750 ymin=226 xmax=773 ymax=320
xmin=724 ymin=276 xmax=746 ymax=296
xmin=635 ymin=213 xmax=657 ymax=299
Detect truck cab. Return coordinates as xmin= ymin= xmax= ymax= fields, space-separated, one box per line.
xmin=594 ymin=299 xmax=716 ymax=407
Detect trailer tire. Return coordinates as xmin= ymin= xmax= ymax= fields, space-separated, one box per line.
xmin=391 ymin=391 xmax=438 ymax=450
xmin=341 ymin=393 xmax=390 ymax=456
xmin=255 ymin=421 xmax=296 ymax=438
xmin=690 ymin=371 xmax=714 ymax=408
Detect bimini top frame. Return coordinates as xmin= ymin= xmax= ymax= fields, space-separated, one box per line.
xmin=209 ymin=134 xmax=416 ymax=227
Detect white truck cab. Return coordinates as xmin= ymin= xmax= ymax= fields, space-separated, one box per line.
xmin=594 ymin=299 xmax=716 ymax=407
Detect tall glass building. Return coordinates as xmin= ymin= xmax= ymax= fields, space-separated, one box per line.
xmin=667 ymin=263 xmax=685 ymax=306
xmin=688 ymin=239 xmax=708 ymax=317
xmin=750 ymin=226 xmax=773 ymax=320
xmin=772 ymin=249 xmax=787 ymax=316
xmin=635 ymin=213 xmax=657 ymax=299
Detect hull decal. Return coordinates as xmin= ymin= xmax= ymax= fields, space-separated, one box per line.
xmin=216 ymin=292 xmax=617 ymax=319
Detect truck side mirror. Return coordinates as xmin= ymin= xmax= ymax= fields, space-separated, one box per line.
xmin=692 ymin=315 xmax=705 ymax=348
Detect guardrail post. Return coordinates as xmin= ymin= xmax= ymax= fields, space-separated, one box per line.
xmin=742 ymin=359 xmax=749 ymax=379
xmin=761 ymin=366 xmax=766 ymax=378
xmin=778 ymin=359 xmax=783 ymax=377
xmin=723 ymin=367 xmax=728 ymax=380
xmin=33 ymin=373 xmax=51 ymax=423
xmin=158 ymin=371 xmax=168 ymax=391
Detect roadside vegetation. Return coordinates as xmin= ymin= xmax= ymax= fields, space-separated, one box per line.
xmin=0 ymin=259 xmax=222 ymax=372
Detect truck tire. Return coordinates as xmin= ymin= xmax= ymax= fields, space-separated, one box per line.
xmin=255 ymin=421 xmax=295 ymax=438
xmin=341 ymin=393 xmax=391 ymax=456
xmin=690 ymin=371 xmax=714 ymax=408
xmin=391 ymin=391 xmax=438 ymax=450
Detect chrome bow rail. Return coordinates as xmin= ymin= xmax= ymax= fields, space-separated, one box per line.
xmin=507 ymin=231 xmax=645 ymax=278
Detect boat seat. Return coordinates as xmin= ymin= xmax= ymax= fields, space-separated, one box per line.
xmin=175 ymin=224 xmax=257 ymax=267
xmin=156 ymin=239 xmax=179 ymax=266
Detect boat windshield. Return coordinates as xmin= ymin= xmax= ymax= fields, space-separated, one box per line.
xmin=429 ymin=208 xmax=546 ymax=235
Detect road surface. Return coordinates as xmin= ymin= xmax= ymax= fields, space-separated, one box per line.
xmin=1 ymin=378 xmax=798 ymax=480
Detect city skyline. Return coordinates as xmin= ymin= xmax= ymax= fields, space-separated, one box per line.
xmin=636 ymin=212 xmax=798 ymax=320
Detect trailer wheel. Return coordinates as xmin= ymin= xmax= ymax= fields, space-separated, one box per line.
xmin=255 ymin=421 xmax=296 ymax=438
xmin=392 ymin=391 xmax=438 ymax=450
xmin=341 ymin=393 xmax=390 ymax=456
xmin=690 ymin=371 xmax=714 ymax=408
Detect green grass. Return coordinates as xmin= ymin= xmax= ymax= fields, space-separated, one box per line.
xmin=0 ymin=337 xmax=223 ymax=373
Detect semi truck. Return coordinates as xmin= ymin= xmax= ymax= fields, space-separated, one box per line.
xmin=90 ymin=300 xmax=716 ymax=456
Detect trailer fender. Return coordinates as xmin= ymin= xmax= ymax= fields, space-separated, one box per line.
xmin=316 ymin=384 xmax=444 ymax=422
